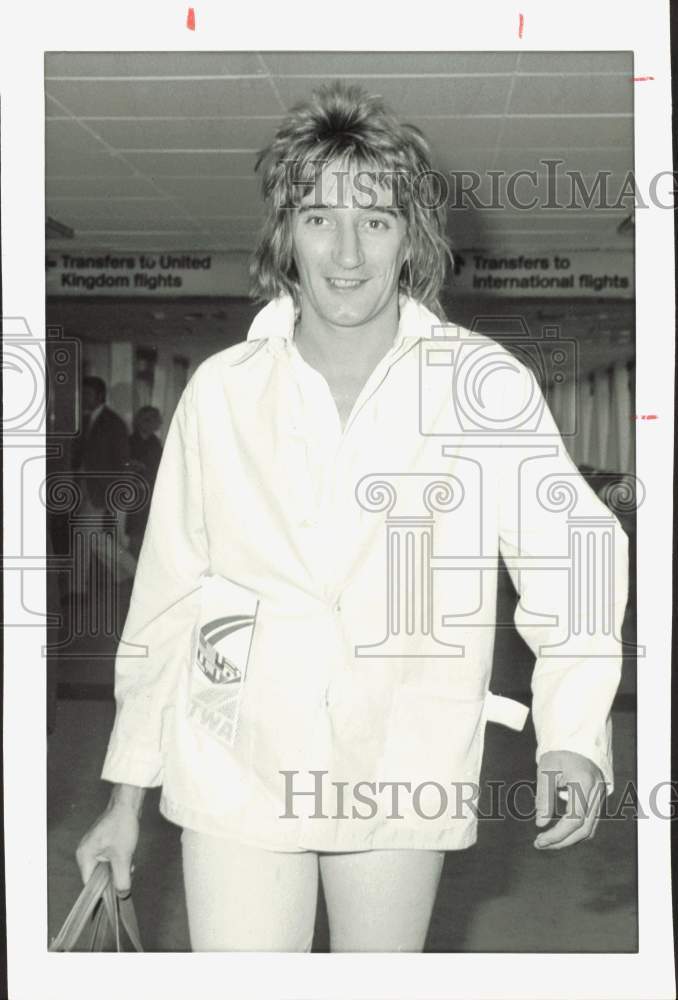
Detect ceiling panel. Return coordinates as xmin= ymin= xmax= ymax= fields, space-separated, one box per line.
xmin=408 ymin=117 xmax=503 ymax=151
xmin=516 ymin=51 xmax=632 ymax=74
xmin=157 ymin=177 xmax=262 ymax=215
xmin=70 ymin=218 xmax=204 ymax=235
xmin=45 ymin=51 xmax=266 ymax=77
xmin=150 ymin=174 xmax=259 ymax=196
xmin=45 ymin=119 xmax=110 ymax=157
xmin=46 ymin=175 xmax=162 ymax=197
xmin=46 ymin=151 xmax=137 ymax=177
xmin=274 ymin=75 xmax=511 ymax=116
xmin=479 ymin=115 xmax=633 ymax=150
xmin=490 ymin=149 xmax=632 ymax=175
xmin=49 ymin=232 xmax=228 ymax=251
xmin=120 ymin=150 xmax=259 ymax=177
xmin=54 ymin=201 xmax=189 ymax=223
xmin=509 ymin=74 xmax=632 ymax=115
xmin=260 ymin=51 xmax=520 ymax=76
xmin=88 ymin=117 xmax=279 ymax=151
xmin=45 ymin=77 xmax=283 ymax=118
xmin=44 ymin=51 xmax=635 ymax=261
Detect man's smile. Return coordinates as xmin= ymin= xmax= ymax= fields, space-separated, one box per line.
xmin=325 ymin=277 xmax=369 ymax=290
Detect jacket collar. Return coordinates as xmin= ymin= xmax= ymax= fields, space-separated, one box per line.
xmin=245 ymin=294 xmax=443 ymax=348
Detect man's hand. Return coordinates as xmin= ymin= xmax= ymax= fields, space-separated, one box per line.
xmin=76 ymin=784 xmax=144 ymax=892
xmin=534 ymin=750 xmax=606 ymax=850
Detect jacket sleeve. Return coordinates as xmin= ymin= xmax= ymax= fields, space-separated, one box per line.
xmin=101 ymin=376 xmax=209 ymax=787
xmin=497 ymin=362 xmax=629 ymax=793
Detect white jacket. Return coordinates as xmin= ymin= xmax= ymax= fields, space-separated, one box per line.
xmin=101 ymin=296 xmax=629 ymax=852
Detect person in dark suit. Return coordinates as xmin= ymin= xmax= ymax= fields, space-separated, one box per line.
xmin=69 ymin=376 xmax=135 ymax=605
xmin=126 ymin=405 xmax=164 ymax=558
xmin=72 ymin=376 xmax=130 ymax=510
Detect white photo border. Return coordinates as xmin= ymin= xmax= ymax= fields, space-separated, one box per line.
xmin=1 ymin=1 xmax=675 ymax=997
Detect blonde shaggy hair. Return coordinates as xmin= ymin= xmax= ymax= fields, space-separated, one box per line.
xmin=250 ymin=82 xmax=452 ymax=318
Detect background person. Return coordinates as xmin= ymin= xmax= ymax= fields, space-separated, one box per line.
xmin=125 ymin=406 xmax=163 ymax=559
xmin=69 ymin=376 xmax=133 ymax=602
xmin=71 ymin=375 xmax=130 ymax=511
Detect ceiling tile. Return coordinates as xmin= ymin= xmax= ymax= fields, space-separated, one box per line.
xmin=91 ymin=117 xmax=280 ymax=152
xmin=56 ymin=232 xmax=226 ymax=252
xmin=487 ymin=115 xmax=633 ymax=149
xmin=45 ymin=77 xmax=283 ymax=118
xmin=493 ymin=149 xmax=632 ymax=175
xmin=166 ymin=180 xmax=263 ymax=215
xmin=156 ymin=173 xmax=259 ymax=195
xmin=42 ymin=53 xmax=637 ymax=261
xmin=408 ymin=116 xmax=503 ymax=152
xmin=70 ymin=218 xmax=203 ymax=233
xmin=261 ymin=51 xmax=519 ymax=76
xmin=46 ymin=175 xmax=161 ymax=197
xmin=45 ymin=119 xmax=109 ymax=156
xmin=517 ymin=51 xmax=633 ymax=74
xmin=274 ymin=75 xmax=511 ymax=116
xmin=121 ymin=150 xmax=259 ymax=177
xmin=45 ymin=52 xmax=265 ymax=78
xmin=509 ymin=75 xmax=633 ymax=115
xmin=45 ymin=151 xmax=137 ymax=177
xmin=48 ymin=200 xmax=186 ymax=223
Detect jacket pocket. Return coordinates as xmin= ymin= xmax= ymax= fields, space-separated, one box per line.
xmin=378 ymin=686 xmax=487 ymax=821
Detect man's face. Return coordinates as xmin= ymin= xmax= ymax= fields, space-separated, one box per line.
xmin=291 ymin=162 xmax=409 ymax=330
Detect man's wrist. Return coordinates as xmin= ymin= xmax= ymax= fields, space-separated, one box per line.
xmin=109 ymin=783 xmax=146 ymax=818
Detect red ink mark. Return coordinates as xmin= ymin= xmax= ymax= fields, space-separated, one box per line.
xmin=518 ymin=13 xmax=524 ymax=38
xmin=633 ymin=414 xmax=659 ymax=420
xmin=633 ymin=76 xmax=655 ymax=82
xmin=646 ymin=414 xmax=658 ymax=420
xmin=186 ymin=7 xmax=195 ymax=30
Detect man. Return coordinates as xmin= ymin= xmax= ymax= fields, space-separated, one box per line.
xmin=77 ymin=83 xmax=629 ymax=952
xmin=125 ymin=406 xmax=163 ymax=559
xmin=72 ymin=376 xmax=130 ymax=511
xmin=70 ymin=376 xmax=135 ymax=599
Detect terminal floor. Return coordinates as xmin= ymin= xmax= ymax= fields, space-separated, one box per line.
xmin=47 ymin=698 xmax=637 ymax=953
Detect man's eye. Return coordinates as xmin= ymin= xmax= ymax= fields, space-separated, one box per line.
xmin=365 ymin=218 xmax=388 ymax=230
xmin=306 ymin=215 xmax=329 ymax=226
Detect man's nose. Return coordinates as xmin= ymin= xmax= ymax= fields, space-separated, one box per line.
xmin=331 ymin=220 xmax=364 ymax=269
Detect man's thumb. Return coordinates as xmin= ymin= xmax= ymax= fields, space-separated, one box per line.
xmin=534 ymin=765 xmax=557 ymax=828
xmin=108 ymin=854 xmax=132 ymax=895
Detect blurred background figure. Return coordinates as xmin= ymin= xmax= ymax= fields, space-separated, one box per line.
xmin=126 ymin=406 xmax=164 ymax=558
xmin=69 ymin=376 xmax=134 ymax=602
xmin=72 ymin=376 xmax=130 ymax=511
